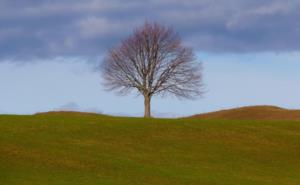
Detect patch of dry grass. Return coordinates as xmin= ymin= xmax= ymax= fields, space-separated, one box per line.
xmin=191 ymin=105 xmax=300 ymax=121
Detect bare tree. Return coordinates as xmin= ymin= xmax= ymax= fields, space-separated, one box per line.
xmin=101 ymin=22 xmax=204 ymax=118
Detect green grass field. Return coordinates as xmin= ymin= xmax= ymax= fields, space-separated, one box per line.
xmin=1 ymin=113 xmax=300 ymax=185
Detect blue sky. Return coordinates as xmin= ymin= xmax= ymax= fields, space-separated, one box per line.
xmin=0 ymin=0 xmax=300 ymax=116
xmin=1 ymin=52 xmax=299 ymax=116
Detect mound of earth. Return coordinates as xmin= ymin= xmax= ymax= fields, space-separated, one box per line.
xmin=190 ymin=105 xmax=300 ymax=121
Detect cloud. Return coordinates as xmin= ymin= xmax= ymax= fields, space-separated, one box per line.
xmin=76 ymin=17 xmax=128 ymax=39
xmin=0 ymin=0 xmax=300 ymax=61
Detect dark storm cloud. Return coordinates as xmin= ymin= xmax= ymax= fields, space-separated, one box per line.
xmin=0 ymin=0 xmax=299 ymax=61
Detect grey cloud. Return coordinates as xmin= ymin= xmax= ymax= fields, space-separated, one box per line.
xmin=0 ymin=0 xmax=300 ymax=61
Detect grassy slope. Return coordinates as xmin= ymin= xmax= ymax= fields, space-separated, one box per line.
xmin=0 ymin=113 xmax=300 ymax=185
xmin=191 ymin=105 xmax=300 ymax=121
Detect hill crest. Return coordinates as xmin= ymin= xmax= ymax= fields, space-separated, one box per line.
xmin=190 ymin=105 xmax=300 ymax=121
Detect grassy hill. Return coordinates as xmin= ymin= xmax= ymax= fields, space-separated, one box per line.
xmin=0 ymin=112 xmax=300 ymax=185
xmin=191 ymin=105 xmax=300 ymax=121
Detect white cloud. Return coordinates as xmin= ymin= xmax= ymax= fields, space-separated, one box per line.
xmin=76 ymin=17 xmax=118 ymax=38
xmin=226 ymin=1 xmax=299 ymax=30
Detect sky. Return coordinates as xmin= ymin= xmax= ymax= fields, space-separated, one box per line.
xmin=0 ymin=0 xmax=300 ymax=116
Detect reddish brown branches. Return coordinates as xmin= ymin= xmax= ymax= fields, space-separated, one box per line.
xmin=102 ymin=22 xmax=204 ymax=117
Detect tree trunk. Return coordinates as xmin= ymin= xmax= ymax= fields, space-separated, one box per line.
xmin=144 ymin=95 xmax=151 ymax=118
